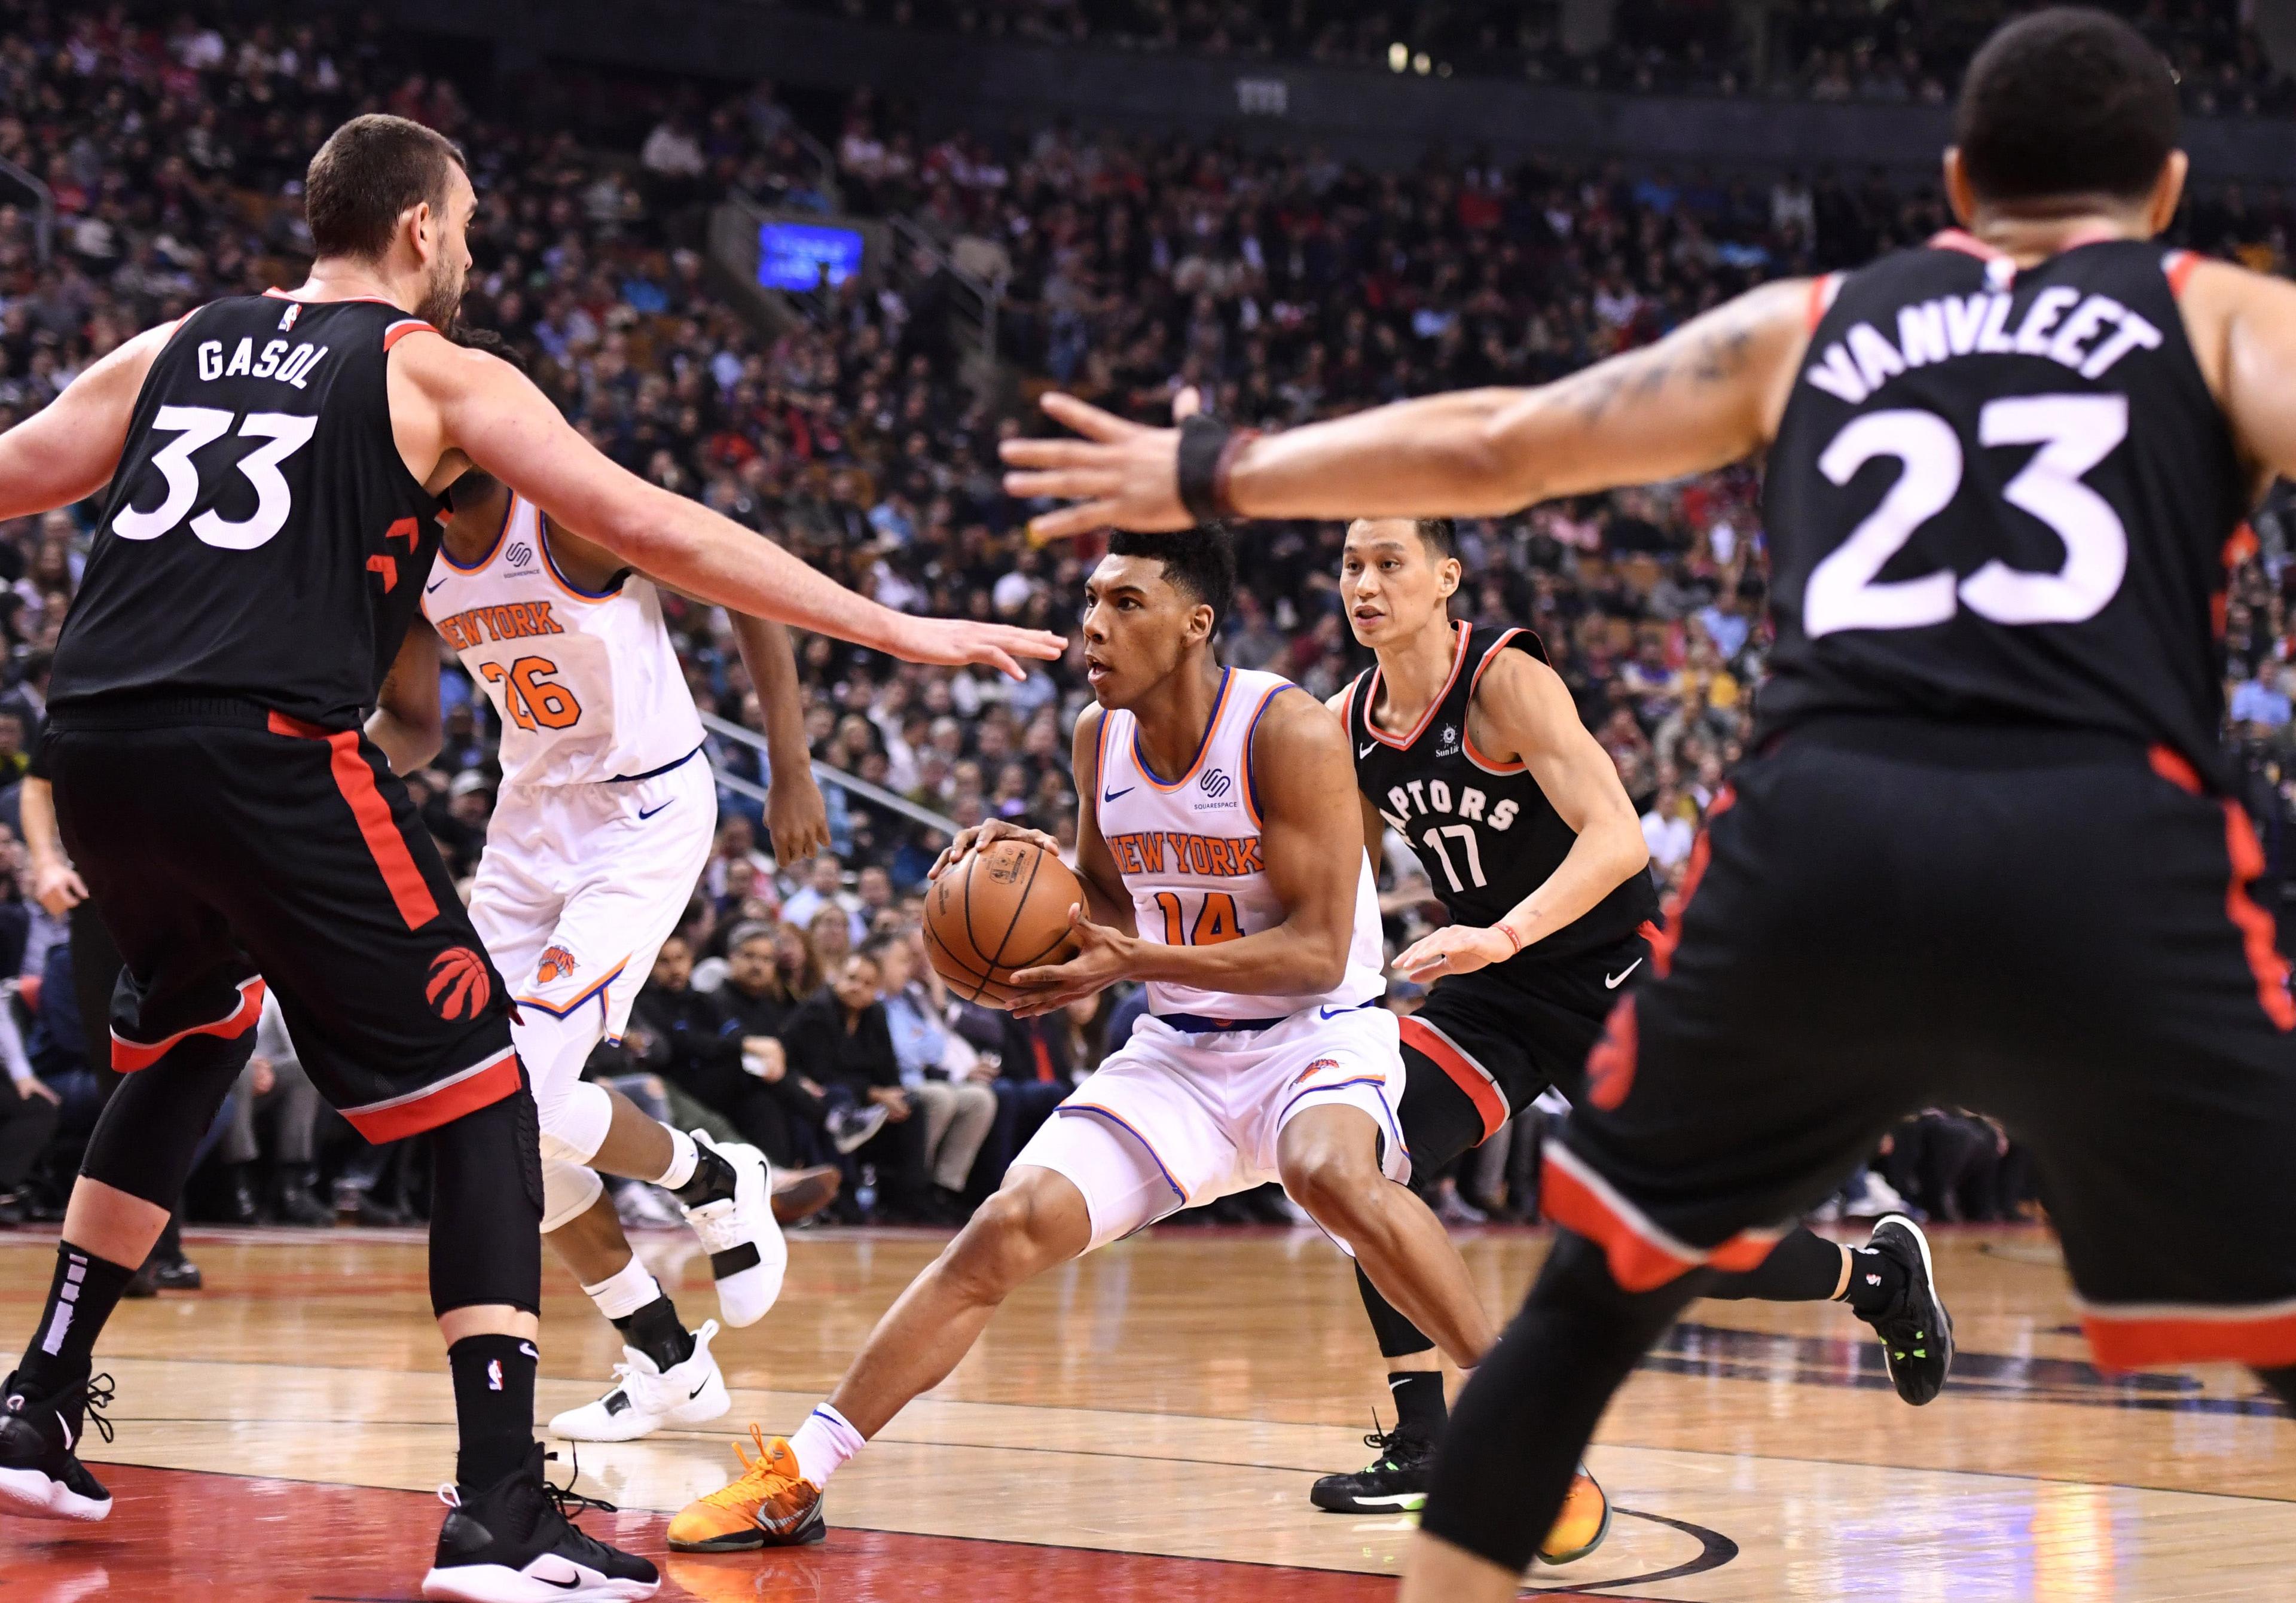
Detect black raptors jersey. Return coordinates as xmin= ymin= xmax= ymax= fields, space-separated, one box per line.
xmin=51 ymin=294 xmax=445 ymax=728
xmin=1347 ymin=621 xmax=1660 ymax=964
xmin=1760 ymin=236 xmax=2249 ymax=783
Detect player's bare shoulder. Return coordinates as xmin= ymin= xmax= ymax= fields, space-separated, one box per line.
xmin=1247 ymin=681 xmax=1353 ymax=802
xmin=1464 ymin=642 xmax=1576 ymax=768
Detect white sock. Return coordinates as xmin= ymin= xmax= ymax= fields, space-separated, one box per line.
xmin=582 ymin=1256 xmax=664 ymax=1321
xmin=657 ymin=1127 xmax=700 ymax=1192
xmin=787 ymin=1402 xmax=864 ymax=1488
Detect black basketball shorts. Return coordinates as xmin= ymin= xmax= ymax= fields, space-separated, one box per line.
xmin=45 ymin=707 xmax=518 ymax=1143
xmin=1396 ymin=921 xmax=1661 ymax=1174
xmin=1543 ymin=719 xmax=2296 ymax=1372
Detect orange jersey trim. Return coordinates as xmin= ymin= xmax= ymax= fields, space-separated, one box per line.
xmin=342 ymin=1047 xmax=523 ymax=1143
xmin=1132 ymin=666 xmax=1236 ymax=791
xmin=1541 ymin=1143 xmax=1782 ymax=1293
xmin=2163 ymin=249 xmax=2203 ymax=299
xmin=515 ymin=957 xmax=631 ymax=1019
xmin=2149 ymin=745 xmax=2295 ymax=1029
xmin=111 ymin=976 xmax=267 ymax=1073
xmin=1360 ymin=623 xmax=1470 ymax=752
xmin=1399 ymin=1013 xmax=1507 ymax=1143
xmin=1238 ymin=682 xmax=1295 ymax=828
xmin=267 ymin=712 xmax=440 ymax=930
xmin=1461 ymin=626 xmax=1529 ymax=774
xmin=382 ymin=317 xmax=439 ymax=352
xmin=1803 ymin=273 xmax=1840 ymax=332
xmin=1648 ymin=786 xmax=1733 ymax=979
xmin=2082 ymin=1299 xmax=2296 ymax=1372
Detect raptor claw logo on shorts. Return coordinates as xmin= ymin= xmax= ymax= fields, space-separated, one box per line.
xmin=536 ymin=946 xmax=578 ymax=985
xmin=426 ymin=946 xmax=493 ymax=1021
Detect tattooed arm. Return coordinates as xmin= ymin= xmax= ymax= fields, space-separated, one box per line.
xmin=1002 ymin=278 xmax=1816 ymax=538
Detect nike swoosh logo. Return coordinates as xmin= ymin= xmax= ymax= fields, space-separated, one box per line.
xmin=57 ymin=1415 xmax=72 ymax=1452
xmin=638 ymin=799 xmax=674 ymax=820
xmin=1605 ymin=958 xmax=1644 ymax=989
xmin=1358 ymin=742 xmax=1377 ymax=759
xmin=689 ymin=1379 xmax=710 ymax=1400
xmin=424 ymin=576 xmax=448 ymax=593
xmin=536 ymin=1572 xmax=584 ymax=1591
xmin=1102 ymin=786 xmax=1134 ymax=802
xmin=1320 ymin=1005 xmax=1357 ymax=1019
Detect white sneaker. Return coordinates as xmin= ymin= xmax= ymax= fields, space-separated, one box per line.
xmin=1840 ymin=1171 xmax=1912 ymax=1219
xmin=548 ymin=1320 xmax=730 ymax=1443
xmin=682 ymin=1131 xmax=786 ymax=1327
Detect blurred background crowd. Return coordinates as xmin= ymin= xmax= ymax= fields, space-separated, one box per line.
xmin=0 ymin=0 xmax=2288 ymax=1254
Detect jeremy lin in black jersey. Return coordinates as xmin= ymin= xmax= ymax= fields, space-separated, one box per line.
xmin=1005 ymin=10 xmax=2296 ymax=1597
xmin=1306 ymin=517 xmax=1952 ymax=1535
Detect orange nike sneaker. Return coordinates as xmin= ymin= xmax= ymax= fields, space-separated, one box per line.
xmin=1535 ymin=1464 xmax=1612 ymax=1565
xmin=667 ymin=1425 xmax=828 ymax=1552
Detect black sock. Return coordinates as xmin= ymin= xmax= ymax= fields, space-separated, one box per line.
xmin=1387 ymin=1369 xmax=1447 ymax=1439
xmin=447 ymin=1334 xmax=538 ymax=1491
xmin=14 ymin=1245 xmax=136 ymax=1400
xmin=671 ymin=1145 xmax=737 ymax=1209
xmin=1839 ymin=1245 xmax=1908 ymax=1318
xmin=612 ymin=1295 xmax=697 ymax=1371
xmin=1704 ymin=1226 xmax=1846 ymax=1302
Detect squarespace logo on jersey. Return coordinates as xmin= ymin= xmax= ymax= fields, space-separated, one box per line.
xmin=1377 ymin=777 xmax=1518 ymax=836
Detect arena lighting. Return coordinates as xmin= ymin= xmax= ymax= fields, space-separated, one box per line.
xmin=1413 ymin=51 xmax=1431 ymax=74
xmin=1388 ymin=41 xmax=1407 ymax=71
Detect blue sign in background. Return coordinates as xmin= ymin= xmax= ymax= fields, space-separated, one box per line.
xmin=758 ymin=222 xmax=866 ymax=292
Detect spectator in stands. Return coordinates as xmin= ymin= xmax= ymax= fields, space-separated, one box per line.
xmin=874 ymin=931 xmax=996 ymax=1210
xmin=781 ymin=949 xmax=936 ymax=1221
xmin=715 ymin=920 xmax=839 ymax=1168
xmin=218 ymin=990 xmax=330 ymax=1227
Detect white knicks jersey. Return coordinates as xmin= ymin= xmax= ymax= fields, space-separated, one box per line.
xmin=1094 ymin=665 xmax=1385 ymax=1024
xmin=421 ymin=493 xmax=704 ymax=787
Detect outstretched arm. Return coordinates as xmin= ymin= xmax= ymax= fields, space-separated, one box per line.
xmin=393 ymin=335 xmax=1064 ymax=677
xmin=1001 ymin=279 xmax=1814 ymax=539
xmin=1393 ymin=651 xmax=1648 ymax=982
xmin=0 ymin=321 xmax=176 ymax=522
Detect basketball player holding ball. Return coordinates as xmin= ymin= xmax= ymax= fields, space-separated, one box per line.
xmin=668 ymin=526 xmax=1611 ymax=1562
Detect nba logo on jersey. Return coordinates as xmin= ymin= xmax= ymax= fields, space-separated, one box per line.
xmin=486 ymin=1360 xmax=503 ymax=1392
xmin=277 ymin=301 xmax=299 ymax=332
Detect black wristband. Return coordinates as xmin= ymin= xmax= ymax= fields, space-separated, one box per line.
xmin=1176 ymin=414 xmax=1232 ymax=525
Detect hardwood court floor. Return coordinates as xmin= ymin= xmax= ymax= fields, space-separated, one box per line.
xmin=2 ymin=1220 xmax=2291 ymax=1601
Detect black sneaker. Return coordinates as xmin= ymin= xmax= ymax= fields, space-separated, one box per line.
xmin=1309 ymin=1423 xmax=1435 ymax=1513
xmin=0 ymin=1372 xmax=115 ymax=1522
xmin=1858 ymin=1214 xmax=1953 ymax=1405
xmin=422 ymin=1443 xmax=659 ymax=1601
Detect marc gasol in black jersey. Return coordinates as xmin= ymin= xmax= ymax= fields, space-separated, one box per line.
xmin=1006 ymin=11 xmax=2296 ymax=1598
xmin=51 ymin=295 xmax=445 ymax=728
xmin=0 ymin=112 xmax=1060 ymax=1603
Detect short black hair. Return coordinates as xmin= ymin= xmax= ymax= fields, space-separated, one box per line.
xmin=306 ymin=114 xmax=468 ymax=261
xmin=1107 ymin=525 xmax=1237 ymax=631
xmin=1412 ymin=518 xmax=1458 ymax=561
xmin=1955 ymin=8 xmax=2178 ymax=206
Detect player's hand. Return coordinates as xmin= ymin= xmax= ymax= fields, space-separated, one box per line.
xmin=870 ymin=1086 xmax=912 ymax=1122
xmin=766 ymin=766 xmax=831 ymax=863
xmin=248 ymin=1057 xmax=276 ymax=1096
xmin=1000 ymin=393 xmax=1193 ymax=545
xmin=30 ymin=859 xmax=86 ymax=917
xmin=743 ymin=1036 xmax=787 ymax=1082
xmin=1394 ymin=924 xmax=1518 ymax=982
xmin=929 ymin=819 xmax=1058 ymax=883
xmin=1008 ymin=904 xmax=1128 ymax=1016
xmin=882 ymin=613 xmax=1065 ymax=682
xmin=13 ymin=1075 xmax=57 ymax=1106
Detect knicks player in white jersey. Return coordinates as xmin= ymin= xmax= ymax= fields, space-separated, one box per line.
xmin=666 ymin=524 xmax=1501 ymax=1554
xmin=375 ymin=338 xmax=832 ymax=1446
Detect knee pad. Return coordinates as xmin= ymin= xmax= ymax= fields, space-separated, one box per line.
xmin=514 ymin=1008 xmax=609 ymax=1162
xmin=541 ymin=1157 xmax=605 ymax=1234
xmin=536 ymin=1078 xmax=613 ymax=1167
xmin=81 ymin=1033 xmax=251 ymax=1207
xmin=428 ymin=1086 xmax=544 ymax=1317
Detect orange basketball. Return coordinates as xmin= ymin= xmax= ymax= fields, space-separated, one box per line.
xmin=923 ymin=837 xmax=1086 ymax=1010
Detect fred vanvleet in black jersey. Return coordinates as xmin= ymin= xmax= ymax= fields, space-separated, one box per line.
xmin=1305 ymin=517 xmax=1950 ymax=1535
xmin=1009 ymin=11 xmax=2296 ymax=1595
xmin=0 ymin=114 xmax=1061 ymax=1603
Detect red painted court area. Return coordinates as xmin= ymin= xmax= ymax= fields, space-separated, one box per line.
xmin=1 ymin=1465 xmax=1412 ymax=1603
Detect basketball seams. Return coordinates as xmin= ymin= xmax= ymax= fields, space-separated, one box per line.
xmin=979 ymin=843 xmax=1045 ymax=979
xmin=923 ymin=916 xmax=1004 ymax=1006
